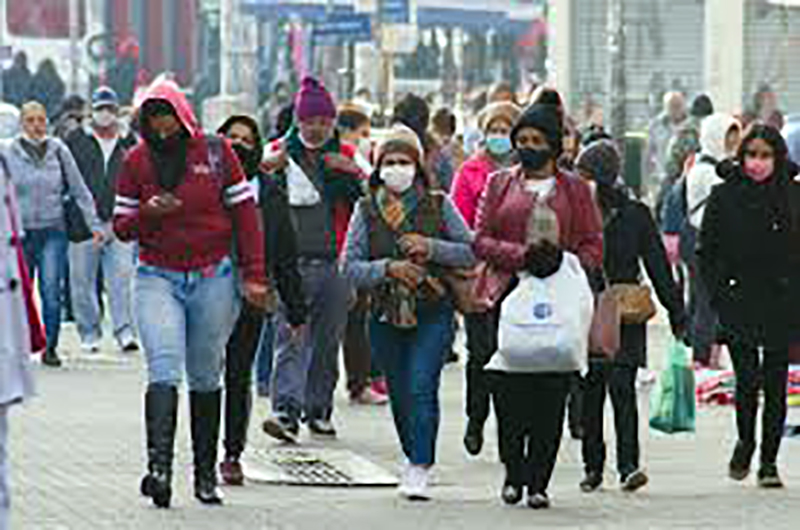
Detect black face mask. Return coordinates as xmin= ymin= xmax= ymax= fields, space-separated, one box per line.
xmin=518 ymin=147 xmax=552 ymax=172
xmin=232 ymin=143 xmax=261 ymax=176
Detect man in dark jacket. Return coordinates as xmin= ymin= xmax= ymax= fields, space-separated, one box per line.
xmin=217 ymin=115 xmax=307 ymax=484
xmin=2 ymin=52 xmax=32 ymax=107
xmin=66 ymin=87 xmax=139 ymax=353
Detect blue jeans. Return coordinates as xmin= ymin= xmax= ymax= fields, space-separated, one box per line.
xmin=371 ymin=303 xmax=454 ymax=466
xmin=22 ymin=228 xmax=68 ymax=350
xmin=69 ymin=225 xmax=136 ymax=345
xmin=271 ymin=260 xmax=348 ymax=421
xmin=135 ymin=258 xmax=238 ymax=392
xmin=255 ymin=316 xmax=275 ymax=395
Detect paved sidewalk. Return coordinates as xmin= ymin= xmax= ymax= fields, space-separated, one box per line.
xmin=7 ymin=323 xmax=800 ymax=529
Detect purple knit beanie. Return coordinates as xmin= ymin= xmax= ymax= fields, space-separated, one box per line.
xmin=295 ymin=76 xmax=337 ymax=122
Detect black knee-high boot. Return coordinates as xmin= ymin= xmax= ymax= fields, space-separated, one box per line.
xmin=190 ymin=390 xmax=224 ymax=505
xmin=140 ymin=384 xmax=178 ymax=509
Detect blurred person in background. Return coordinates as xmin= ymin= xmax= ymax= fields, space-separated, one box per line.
xmin=744 ymin=84 xmax=784 ymax=131
xmin=451 ymin=100 xmax=521 ymax=456
xmin=487 ymin=81 xmax=517 ymax=105
xmin=0 ymin=103 xmax=20 ymax=141
xmin=6 ymin=101 xmax=102 ymax=368
xmin=432 ymin=107 xmax=465 ymax=178
xmin=336 ymin=103 xmax=388 ymax=406
xmin=30 ymin=60 xmax=66 ymax=119
xmin=65 ymin=87 xmax=139 ymax=354
xmin=647 ymin=92 xmax=688 ymax=198
xmin=685 ymin=114 xmax=742 ymax=368
xmin=575 ymin=140 xmax=686 ymax=494
xmin=2 ymin=52 xmax=32 ymax=108
xmin=261 ymin=77 xmax=364 ymax=443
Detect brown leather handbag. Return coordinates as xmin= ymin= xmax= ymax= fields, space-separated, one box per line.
xmin=589 ymin=289 xmax=621 ymax=358
xmin=608 ymin=284 xmax=657 ymax=324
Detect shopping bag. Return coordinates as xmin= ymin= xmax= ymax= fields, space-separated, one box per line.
xmin=486 ymin=252 xmax=594 ymax=374
xmin=649 ymin=339 xmax=696 ymax=434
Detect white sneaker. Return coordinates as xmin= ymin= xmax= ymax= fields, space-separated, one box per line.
xmin=398 ymin=465 xmax=431 ymax=501
xmin=81 ymin=340 xmax=101 ymax=354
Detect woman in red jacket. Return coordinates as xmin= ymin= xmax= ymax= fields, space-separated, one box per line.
xmin=473 ymin=101 xmax=603 ymax=509
xmin=113 ymin=80 xmax=269 ymax=509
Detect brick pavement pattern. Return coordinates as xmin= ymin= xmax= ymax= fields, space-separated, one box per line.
xmin=7 ymin=324 xmax=800 ymax=529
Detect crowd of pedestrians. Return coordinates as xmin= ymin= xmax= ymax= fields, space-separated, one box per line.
xmin=1 ymin=63 xmax=799 ymax=529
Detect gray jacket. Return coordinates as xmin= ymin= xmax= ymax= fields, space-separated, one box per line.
xmin=2 ymin=137 xmax=100 ymax=232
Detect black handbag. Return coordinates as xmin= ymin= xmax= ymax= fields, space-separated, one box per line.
xmin=56 ymin=149 xmax=92 ymax=243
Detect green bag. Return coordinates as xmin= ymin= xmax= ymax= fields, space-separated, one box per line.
xmin=649 ymin=339 xmax=696 ymax=434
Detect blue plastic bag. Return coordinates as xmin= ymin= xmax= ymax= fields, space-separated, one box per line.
xmin=649 ymin=339 xmax=696 ymax=434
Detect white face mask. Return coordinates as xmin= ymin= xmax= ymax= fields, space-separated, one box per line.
xmin=299 ymin=131 xmax=328 ymax=150
xmin=381 ymin=164 xmax=416 ymax=193
xmin=357 ymin=138 xmax=372 ymax=160
xmin=93 ymin=109 xmax=117 ymax=129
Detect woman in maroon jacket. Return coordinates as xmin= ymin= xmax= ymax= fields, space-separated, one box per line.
xmin=473 ymin=102 xmax=603 ymax=508
xmin=113 ymin=80 xmax=269 ymax=509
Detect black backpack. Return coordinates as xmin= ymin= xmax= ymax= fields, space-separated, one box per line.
xmin=678 ymin=154 xmax=718 ymax=262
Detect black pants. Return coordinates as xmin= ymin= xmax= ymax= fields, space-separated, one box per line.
xmin=343 ymin=292 xmax=372 ymax=397
xmin=490 ymin=372 xmax=572 ymax=495
xmin=464 ymin=307 xmax=500 ymax=425
xmin=729 ymin=342 xmax=789 ymax=465
xmin=223 ymin=303 xmax=265 ymax=459
xmin=688 ymin=260 xmax=718 ymax=365
xmin=581 ymin=360 xmax=639 ymax=477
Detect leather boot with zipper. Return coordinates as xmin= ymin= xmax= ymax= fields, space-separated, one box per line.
xmin=140 ymin=383 xmax=178 ymax=509
xmin=190 ymin=390 xmax=225 ymax=505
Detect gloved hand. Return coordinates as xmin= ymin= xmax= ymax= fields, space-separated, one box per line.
xmin=524 ymin=241 xmax=564 ymax=279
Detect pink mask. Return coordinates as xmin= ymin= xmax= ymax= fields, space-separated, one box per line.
xmin=744 ymin=159 xmax=774 ymax=183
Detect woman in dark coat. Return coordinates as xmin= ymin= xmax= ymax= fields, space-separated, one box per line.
xmin=575 ymin=140 xmax=687 ymax=493
xmin=697 ymin=124 xmax=797 ymax=488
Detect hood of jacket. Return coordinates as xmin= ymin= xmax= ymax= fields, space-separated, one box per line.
xmin=700 ymin=113 xmax=739 ymax=162
xmin=136 ymin=79 xmax=201 ymax=139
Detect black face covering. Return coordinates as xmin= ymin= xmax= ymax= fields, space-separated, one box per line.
xmin=147 ymin=129 xmax=190 ymax=191
xmin=518 ymin=147 xmax=552 ymax=172
xmin=232 ymin=143 xmax=261 ymax=177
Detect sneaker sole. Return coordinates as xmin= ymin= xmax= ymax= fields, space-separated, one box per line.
xmin=262 ymin=421 xmax=298 ymax=444
xmin=758 ymin=477 xmax=784 ymax=489
xmin=729 ymin=468 xmax=751 ymax=482
xmin=622 ymin=473 xmax=649 ymax=492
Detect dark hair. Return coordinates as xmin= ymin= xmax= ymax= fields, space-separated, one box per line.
xmin=690 ymin=94 xmax=714 ymax=119
xmin=432 ymin=108 xmax=457 ymax=137
xmin=580 ymin=124 xmax=613 ymax=146
xmin=272 ymin=103 xmax=295 ymax=140
xmin=737 ymin=124 xmax=789 ymax=180
xmin=337 ymin=109 xmax=370 ymax=133
xmin=393 ymin=94 xmax=430 ymax=145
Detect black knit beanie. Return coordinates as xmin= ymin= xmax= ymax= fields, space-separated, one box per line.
xmin=575 ymin=139 xmax=621 ymax=186
xmin=511 ymin=103 xmax=563 ymax=155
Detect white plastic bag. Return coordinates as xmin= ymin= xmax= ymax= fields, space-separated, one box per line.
xmin=486 ymin=252 xmax=593 ymax=375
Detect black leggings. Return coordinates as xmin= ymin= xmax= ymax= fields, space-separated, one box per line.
xmin=490 ymin=372 xmax=572 ymax=495
xmin=728 ymin=342 xmax=789 ymax=465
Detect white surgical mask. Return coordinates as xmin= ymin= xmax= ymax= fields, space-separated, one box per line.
xmin=357 ymin=138 xmax=372 ymax=160
xmin=93 ymin=109 xmax=117 ymax=128
xmin=299 ymin=131 xmax=327 ymax=150
xmin=381 ymin=165 xmax=416 ymax=193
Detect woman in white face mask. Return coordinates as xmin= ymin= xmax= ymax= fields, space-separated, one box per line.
xmin=342 ymin=124 xmax=476 ymax=501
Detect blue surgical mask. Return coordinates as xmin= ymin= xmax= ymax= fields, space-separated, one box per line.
xmin=486 ymin=135 xmax=512 ymax=156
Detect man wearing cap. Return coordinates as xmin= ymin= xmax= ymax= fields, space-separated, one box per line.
xmin=261 ymin=77 xmax=366 ymax=442
xmin=66 ymin=87 xmax=139 ymax=353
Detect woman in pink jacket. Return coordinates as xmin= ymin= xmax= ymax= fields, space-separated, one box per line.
xmin=451 ymin=101 xmax=521 ymax=457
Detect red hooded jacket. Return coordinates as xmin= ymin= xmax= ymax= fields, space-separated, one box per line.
xmin=113 ymin=81 xmax=265 ymax=283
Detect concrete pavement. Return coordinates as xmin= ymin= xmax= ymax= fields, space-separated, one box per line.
xmin=7 ymin=322 xmax=800 ymax=529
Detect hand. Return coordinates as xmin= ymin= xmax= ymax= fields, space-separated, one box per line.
xmin=92 ymin=231 xmax=105 ymax=247
xmin=142 ymin=193 xmax=182 ymax=217
xmin=524 ymin=241 xmax=563 ymax=279
xmin=243 ymin=281 xmax=275 ymax=311
xmin=671 ymin=317 xmax=690 ymax=345
xmin=662 ymin=234 xmax=680 ymax=265
xmin=261 ymin=144 xmax=289 ymax=173
xmin=324 ymin=153 xmax=361 ymax=175
xmin=399 ymin=233 xmax=431 ymax=264
xmin=386 ymin=260 xmax=426 ymax=289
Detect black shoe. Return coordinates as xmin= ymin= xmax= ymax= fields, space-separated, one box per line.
xmin=570 ymin=425 xmax=585 ymax=440
xmin=757 ymin=463 xmax=784 ymax=489
xmin=262 ymin=415 xmax=300 ymax=444
xmin=140 ymin=384 xmax=178 ymax=509
xmin=463 ymin=419 xmax=484 ymax=456
xmin=729 ymin=441 xmax=755 ymax=481
xmin=42 ymin=348 xmax=62 ymax=367
xmin=621 ymin=469 xmax=649 ymax=492
xmin=580 ymin=471 xmax=603 ymax=493
xmin=308 ymin=418 xmax=337 ymax=438
xmin=190 ymin=390 xmax=224 ymax=505
xmin=527 ymin=492 xmax=551 ymax=510
xmin=501 ymin=482 xmax=523 ymax=505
